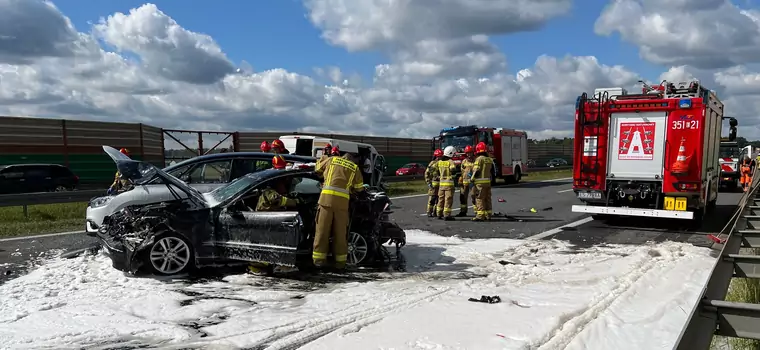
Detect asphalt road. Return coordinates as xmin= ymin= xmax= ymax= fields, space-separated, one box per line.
xmin=0 ymin=177 xmax=744 ymax=285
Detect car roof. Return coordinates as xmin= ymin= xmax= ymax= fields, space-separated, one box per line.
xmin=244 ymin=167 xmax=317 ymax=181
xmin=164 ymin=152 xmax=316 ymax=171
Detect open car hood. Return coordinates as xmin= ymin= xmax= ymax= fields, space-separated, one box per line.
xmin=103 ymin=146 xmax=208 ymax=206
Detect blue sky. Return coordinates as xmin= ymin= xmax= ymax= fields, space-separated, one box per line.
xmin=52 ymin=0 xmax=667 ymax=83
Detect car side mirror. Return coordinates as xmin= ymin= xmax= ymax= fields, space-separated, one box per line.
xmin=226 ymin=207 xmax=245 ymax=218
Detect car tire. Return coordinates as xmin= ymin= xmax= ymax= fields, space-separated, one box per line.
xmin=144 ymin=232 xmax=195 ymax=276
xmin=347 ymin=231 xmax=375 ymax=266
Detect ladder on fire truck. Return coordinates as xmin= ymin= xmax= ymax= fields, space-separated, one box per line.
xmin=575 ymin=90 xmax=609 ymax=190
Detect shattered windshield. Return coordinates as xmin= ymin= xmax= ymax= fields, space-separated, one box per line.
xmin=441 ymin=134 xmax=474 ymax=150
xmin=209 ymin=171 xmax=267 ymax=204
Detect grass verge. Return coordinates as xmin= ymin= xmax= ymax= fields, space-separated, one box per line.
xmin=384 ymin=169 xmax=572 ymax=197
xmin=0 ymin=202 xmax=87 ymax=238
xmin=712 ymin=248 xmax=760 ymax=350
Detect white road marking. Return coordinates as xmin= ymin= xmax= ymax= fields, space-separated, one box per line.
xmin=0 ymin=230 xmax=86 ymax=242
xmin=557 ymin=188 xmax=574 ymax=193
xmin=527 ymin=217 xmax=595 ymax=241
xmin=419 ymin=205 xmax=475 ymax=216
xmin=391 ymin=177 xmax=572 ymax=200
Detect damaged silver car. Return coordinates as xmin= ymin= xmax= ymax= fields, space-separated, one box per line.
xmin=96 ymin=146 xmax=406 ymax=276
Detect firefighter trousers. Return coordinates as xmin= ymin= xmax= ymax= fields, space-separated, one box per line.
xmin=473 ymin=184 xmax=492 ymax=220
xmin=458 ymin=184 xmax=476 ymax=215
xmin=313 ymin=204 xmax=349 ymax=269
xmin=427 ymin=185 xmax=439 ymax=215
xmin=437 ymin=186 xmax=455 ymax=217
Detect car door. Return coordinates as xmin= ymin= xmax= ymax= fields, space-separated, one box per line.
xmin=22 ymin=166 xmax=51 ymax=193
xmin=214 ymin=177 xmax=306 ymax=266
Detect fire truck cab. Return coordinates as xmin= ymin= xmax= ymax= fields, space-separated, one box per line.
xmin=571 ymin=80 xmax=722 ymax=222
xmin=434 ymin=125 xmax=529 ymax=184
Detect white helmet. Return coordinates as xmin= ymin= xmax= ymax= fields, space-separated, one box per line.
xmin=443 ymin=146 xmax=456 ymax=158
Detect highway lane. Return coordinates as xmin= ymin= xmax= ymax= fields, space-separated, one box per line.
xmin=0 ymin=178 xmax=743 ymax=285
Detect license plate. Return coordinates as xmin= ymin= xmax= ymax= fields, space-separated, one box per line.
xmin=577 ymin=191 xmax=602 ymax=200
xmin=664 ymin=196 xmax=688 ymax=211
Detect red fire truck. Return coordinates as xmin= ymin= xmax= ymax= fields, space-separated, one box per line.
xmin=434 ymin=125 xmax=529 ymax=184
xmin=571 ymin=80 xmax=722 ymax=221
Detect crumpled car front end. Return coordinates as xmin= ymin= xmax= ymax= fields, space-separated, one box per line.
xmin=97 ymin=204 xmax=174 ymax=274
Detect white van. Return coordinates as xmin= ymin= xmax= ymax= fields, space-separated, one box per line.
xmin=278 ymin=135 xmax=387 ymax=187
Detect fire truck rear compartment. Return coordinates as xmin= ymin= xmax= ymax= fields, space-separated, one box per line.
xmin=607 ymin=112 xmax=667 ymax=180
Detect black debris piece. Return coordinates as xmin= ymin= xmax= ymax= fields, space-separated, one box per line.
xmin=468 ymin=295 xmax=501 ymax=304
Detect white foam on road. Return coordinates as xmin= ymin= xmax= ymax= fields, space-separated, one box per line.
xmin=0 ymin=230 xmax=713 ymax=350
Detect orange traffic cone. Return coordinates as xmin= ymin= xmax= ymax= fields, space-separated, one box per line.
xmin=671 ymin=138 xmax=689 ymax=175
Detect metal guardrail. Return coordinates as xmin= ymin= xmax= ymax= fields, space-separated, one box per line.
xmin=0 ymin=166 xmax=572 ymax=209
xmin=674 ymin=174 xmax=760 ymax=349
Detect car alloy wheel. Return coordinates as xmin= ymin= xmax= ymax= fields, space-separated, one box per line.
xmin=54 ymin=185 xmax=68 ymax=192
xmin=149 ymin=236 xmax=191 ymax=275
xmin=347 ymin=231 xmax=369 ymax=266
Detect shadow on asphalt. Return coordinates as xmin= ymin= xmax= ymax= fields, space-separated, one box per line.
xmin=595 ymin=204 xmax=738 ymax=234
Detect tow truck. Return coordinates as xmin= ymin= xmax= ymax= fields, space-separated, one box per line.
xmin=571 ymin=80 xmax=723 ymax=222
xmin=433 ymin=125 xmax=528 ymax=184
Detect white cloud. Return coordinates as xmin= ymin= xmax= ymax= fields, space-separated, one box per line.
xmin=2 ymin=0 xmax=760 ymax=140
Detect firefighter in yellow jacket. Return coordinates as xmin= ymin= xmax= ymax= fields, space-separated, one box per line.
xmin=436 ymin=146 xmax=458 ymax=220
xmin=471 ymin=142 xmax=493 ymax=221
xmin=425 ymin=149 xmax=442 ymax=217
xmin=457 ymin=145 xmax=476 ymax=217
xmin=317 ymin=143 xmax=337 ymax=170
xmin=313 ymin=148 xmax=366 ymax=270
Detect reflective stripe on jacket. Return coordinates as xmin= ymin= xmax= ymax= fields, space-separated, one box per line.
xmin=471 ymin=155 xmax=493 ymax=185
xmin=436 ymin=159 xmax=456 ymax=187
xmin=425 ymin=160 xmax=440 ymax=187
xmin=460 ymin=158 xmax=475 ymax=184
xmin=316 ymin=155 xmax=365 ymax=210
xmin=256 ymin=188 xmax=296 ymax=211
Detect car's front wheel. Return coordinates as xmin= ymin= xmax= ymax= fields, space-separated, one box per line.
xmin=146 ymin=233 xmax=194 ymax=275
xmin=347 ymin=231 xmax=375 ymax=266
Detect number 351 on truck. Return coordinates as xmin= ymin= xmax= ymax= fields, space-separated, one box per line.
xmin=571 ymin=80 xmax=723 ymax=222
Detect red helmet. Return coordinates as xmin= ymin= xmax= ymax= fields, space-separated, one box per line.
xmin=119 ymin=148 xmax=130 ymax=156
xmin=331 ymin=145 xmax=341 ymax=155
xmin=433 ymin=149 xmax=443 ymax=158
xmin=260 ymin=141 xmax=271 ymax=152
xmin=271 ymin=139 xmax=284 ymax=151
xmin=464 ymin=145 xmax=473 ymax=154
xmin=272 ymin=155 xmax=286 ymax=169
xmin=475 ymin=142 xmax=487 ymax=154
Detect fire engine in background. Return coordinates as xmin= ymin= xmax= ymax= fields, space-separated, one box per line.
xmin=571 ymin=80 xmax=723 ymax=222
xmin=434 ymin=125 xmax=529 ymax=184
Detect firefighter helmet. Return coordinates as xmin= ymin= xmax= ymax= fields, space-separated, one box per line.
xmin=443 ymin=146 xmax=456 ymax=158
xmin=464 ymin=145 xmax=473 ymax=154
xmin=433 ymin=149 xmax=443 ymax=158
xmin=271 ymin=139 xmax=284 ymax=151
xmin=475 ymin=142 xmax=487 ymax=154
xmin=260 ymin=141 xmax=271 ymax=152
xmin=119 ymin=148 xmax=130 ymax=156
xmin=272 ymin=155 xmax=287 ymax=169
xmin=331 ymin=145 xmax=341 ymax=155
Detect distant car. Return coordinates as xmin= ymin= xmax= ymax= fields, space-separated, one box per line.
xmin=94 ymin=146 xmax=406 ymax=275
xmin=395 ymin=163 xmax=426 ymax=176
xmin=0 ymin=164 xmax=79 ymax=194
xmin=546 ymin=158 xmax=568 ymax=167
xmin=85 ymin=151 xmax=316 ymax=235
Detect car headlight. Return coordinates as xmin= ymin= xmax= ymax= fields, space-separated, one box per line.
xmin=89 ymin=196 xmax=113 ymax=208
